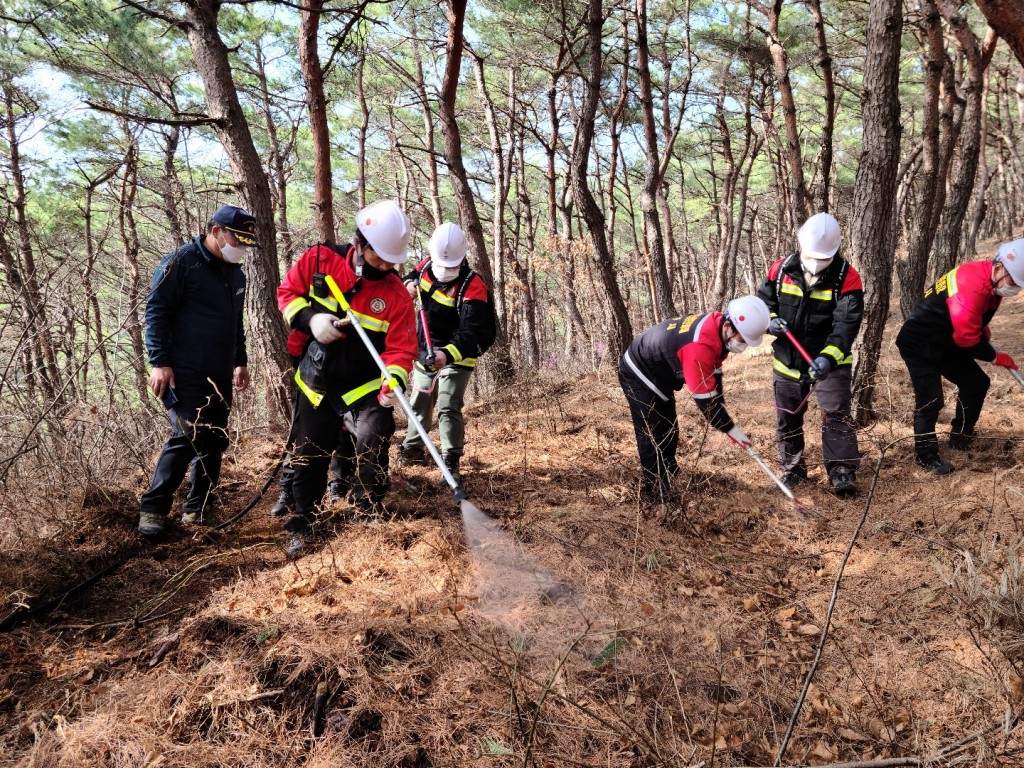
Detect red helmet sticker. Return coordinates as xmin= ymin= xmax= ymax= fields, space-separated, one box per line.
xmin=738 ymin=315 xmax=746 ymax=321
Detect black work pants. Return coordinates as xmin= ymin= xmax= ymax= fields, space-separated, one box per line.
xmin=897 ymin=336 xmax=990 ymax=460
xmin=773 ymin=367 xmax=860 ymax=475
xmin=140 ymin=392 xmax=231 ymax=516
xmin=284 ymin=394 xmax=395 ymax=533
xmin=279 ymin=361 xmax=352 ymax=496
xmin=619 ymin=367 xmax=679 ymax=502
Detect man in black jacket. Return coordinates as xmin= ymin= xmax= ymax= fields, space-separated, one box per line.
xmin=397 ymin=222 xmax=495 ymax=483
xmin=757 ymin=213 xmax=864 ymax=497
xmin=138 ymin=205 xmax=256 ymax=539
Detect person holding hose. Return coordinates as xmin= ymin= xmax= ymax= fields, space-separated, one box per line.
xmin=618 ymin=295 xmax=770 ymax=511
xmin=276 ymin=200 xmax=417 ymax=558
xmin=896 ymin=238 xmax=1024 ymax=475
xmin=397 ymin=222 xmax=496 ymax=484
xmin=756 ymin=212 xmax=864 ymax=497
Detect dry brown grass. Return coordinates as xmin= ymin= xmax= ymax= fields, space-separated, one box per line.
xmin=5 ymin=304 xmax=1024 ymax=766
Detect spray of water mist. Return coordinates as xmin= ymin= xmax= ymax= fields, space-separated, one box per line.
xmin=458 ymin=499 xmax=564 ymax=626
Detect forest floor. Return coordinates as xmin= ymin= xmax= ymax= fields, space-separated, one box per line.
xmin=4 ymin=302 xmax=1024 ymax=767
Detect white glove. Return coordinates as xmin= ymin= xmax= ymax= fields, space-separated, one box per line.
xmin=310 ymin=313 xmax=344 ymax=344
xmin=378 ymin=380 xmax=402 ymax=408
xmin=726 ymin=425 xmax=752 ymax=449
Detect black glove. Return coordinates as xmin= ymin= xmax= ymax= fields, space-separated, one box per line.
xmin=768 ymin=316 xmax=788 ymax=336
xmin=809 ymin=356 xmax=833 ymax=381
xmin=418 ymin=349 xmax=437 ymax=373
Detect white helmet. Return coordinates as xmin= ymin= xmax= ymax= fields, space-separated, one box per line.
xmin=725 ymin=295 xmax=770 ymax=347
xmin=996 ymin=238 xmax=1024 ymax=285
xmin=428 ymin=222 xmax=469 ymax=267
xmin=798 ymin=212 xmax=842 ymax=260
xmin=356 ymin=200 xmax=411 ymax=264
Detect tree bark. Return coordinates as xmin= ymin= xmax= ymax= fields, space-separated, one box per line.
xmin=896 ymin=0 xmax=947 ymax=318
xmin=975 ymin=0 xmax=1024 ymax=67
xmin=931 ymin=8 xmax=995 ymax=276
xmin=851 ymin=0 xmax=904 ymax=425
xmin=299 ymin=0 xmax=336 ymax=243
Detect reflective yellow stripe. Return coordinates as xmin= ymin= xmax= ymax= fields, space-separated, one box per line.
xmin=294 ymin=368 xmax=323 ymax=407
xmin=454 ymin=358 xmax=477 ymax=368
xmin=284 ymin=297 xmax=310 ymax=323
xmin=774 ymin=358 xmax=802 ymax=379
xmin=311 ymin=293 xmax=339 ymax=312
xmin=341 ymin=376 xmax=383 ymax=406
xmin=947 ymin=266 xmax=959 ymax=296
xmin=809 ymin=289 xmax=833 ymax=301
xmin=351 ymin=310 xmax=389 ymax=333
xmin=821 ymin=345 xmax=854 ymax=365
xmin=780 ymin=282 xmax=803 ymax=298
xmin=387 ymin=365 xmax=409 ymax=389
xmin=430 ymin=291 xmax=456 ymax=308
xmin=444 ymin=343 xmax=463 ymax=363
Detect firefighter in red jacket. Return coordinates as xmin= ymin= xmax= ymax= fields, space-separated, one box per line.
xmin=757 ymin=213 xmax=864 ymax=497
xmin=618 ymin=295 xmax=770 ymax=508
xmin=896 ymin=239 xmax=1024 ymax=474
xmin=276 ymin=200 xmax=417 ymax=557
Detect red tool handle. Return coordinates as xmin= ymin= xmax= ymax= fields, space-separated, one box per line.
xmin=420 ymin=308 xmax=435 ymax=359
xmin=784 ymin=329 xmax=815 ymax=366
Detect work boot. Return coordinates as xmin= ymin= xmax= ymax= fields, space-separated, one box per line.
xmin=948 ymin=432 xmax=987 ymax=451
xmin=325 ymin=480 xmax=349 ymax=509
xmin=829 ymin=466 xmax=857 ymax=498
xmin=269 ymin=487 xmax=293 ymax=518
xmin=351 ymin=497 xmax=385 ymax=525
xmin=285 ymin=530 xmax=311 ymax=560
xmin=780 ymin=468 xmax=807 ymax=490
xmin=438 ymin=452 xmax=461 ymax=486
xmin=182 ymin=507 xmax=222 ymax=527
xmin=138 ymin=511 xmax=165 ymax=539
xmin=397 ymin=444 xmax=429 ymax=467
xmin=916 ymin=455 xmax=955 ymax=475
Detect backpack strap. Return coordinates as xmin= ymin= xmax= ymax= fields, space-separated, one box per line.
xmin=455 ymin=269 xmax=480 ymax=311
xmin=775 ymin=253 xmax=797 ymax=301
xmin=832 ymin=259 xmax=849 ymax=304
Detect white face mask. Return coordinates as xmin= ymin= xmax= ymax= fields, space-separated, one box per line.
xmin=219 ymin=239 xmax=247 ymax=264
xmin=726 ymin=338 xmax=748 ymax=354
xmin=431 ymin=263 xmax=461 ymax=282
xmin=996 ymin=283 xmax=1021 ymax=297
xmin=800 ymin=254 xmax=832 ymax=275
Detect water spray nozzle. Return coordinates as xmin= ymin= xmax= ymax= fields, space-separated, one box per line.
xmin=452 ymin=487 xmax=468 ymax=503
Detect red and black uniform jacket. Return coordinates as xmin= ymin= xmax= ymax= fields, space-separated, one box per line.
xmin=623 ymin=311 xmax=735 ymax=432
xmin=757 ymin=253 xmax=864 ymax=380
xmin=404 ymin=258 xmax=493 ymax=370
xmin=899 ymin=259 xmax=1000 ymax=361
xmin=277 ymin=243 xmax=416 ymax=409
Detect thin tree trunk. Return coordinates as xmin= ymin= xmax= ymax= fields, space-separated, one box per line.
xmin=570 ymin=0 xmax=632 ymax=358
xmin=753 ymin=0 xmax=814 ymax=222
xmin=635 ymin=0 xmax=676 ymax=321
xmin=851 ymin=0 xmax=904 ymax=424
xmin=897 ymin=0 xmax=947 ymax=318
xmin=1 ymin=74 xmax=60 ymax=402
xmin=412 ymin=26 xmax=442 ymax=226
xmin=806 ymin=0 xmax=836 ymax=211
xmin=438 ymin=0 xmax=513 ymax=380
xmin=299 ymin=0 xmax=336 ymax=243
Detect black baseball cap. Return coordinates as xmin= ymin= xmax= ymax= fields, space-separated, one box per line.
xmin=212 ymin=205 xmax=260 ymax=247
